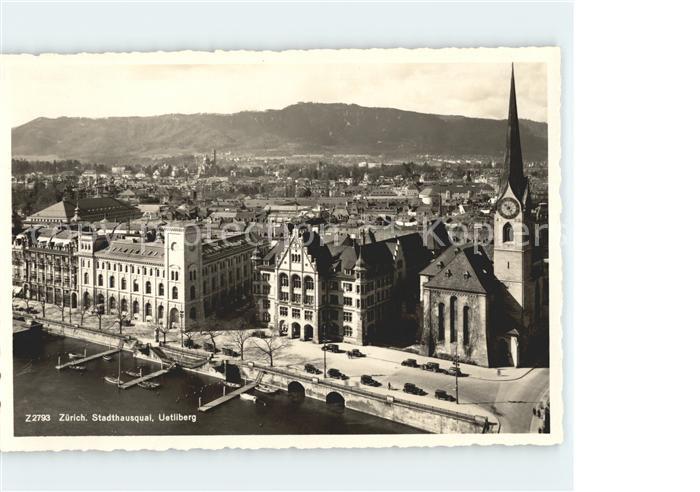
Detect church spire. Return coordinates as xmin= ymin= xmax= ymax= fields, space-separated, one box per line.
xmin=500 ymin=64 xmax=527 ymax=201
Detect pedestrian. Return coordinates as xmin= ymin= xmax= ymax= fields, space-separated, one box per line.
xmin=387 ymin=382 xmax=391 ymax=390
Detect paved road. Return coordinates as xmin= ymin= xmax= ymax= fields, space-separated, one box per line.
xmin=248 ymin=338 xmax=549 ymax=432
xmin=18 ymin=300 xmax=549 ymax=432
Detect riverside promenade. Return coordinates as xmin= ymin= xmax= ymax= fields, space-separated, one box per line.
xmin=15 ymin=299 xmax=549 ymax=433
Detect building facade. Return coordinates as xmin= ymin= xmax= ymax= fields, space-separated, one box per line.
xmin=77 ymin=223 xmax=255 ymax=331
xmin=252 ymin=227 xmax=439 ymax=345
xmin=11 ymin=226 xmax=104 ymax=310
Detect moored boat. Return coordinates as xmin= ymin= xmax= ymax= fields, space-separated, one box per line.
xmin=68 ymin=352 xmax=84 ymax=359
xmin=68 ymin=365 xmax=86 ymax=371
xmin=240 ymin=393 xmax=257 ymax=403
xmin=102 ymin=355 xmax=113 ymax=361
xmin=256 ymin=384 xmax=278 ymax=394
xmin=104 ymin=376 xmax=123 ymax=385
xmin=124 ymin=369 xmax=142 ymax=378
xmin=223 ymin=381 xmax=241 ymax=388
xmin=137 ymin=381 xmax=160 ymax=390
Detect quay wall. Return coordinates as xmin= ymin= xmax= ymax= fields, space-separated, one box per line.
xmin=37 ymin=319 xmax=225 ymax=381
xmin=32 ymin=318 xmax=494 ymax=433
xmin=237 ymin=363 xmax=495 ymax=434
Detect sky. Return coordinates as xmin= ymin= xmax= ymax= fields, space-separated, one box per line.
xmin=7 ymin=59 xmax=548 ymax=127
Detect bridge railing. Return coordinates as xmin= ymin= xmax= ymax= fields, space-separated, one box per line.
xmin=239 ymin=361 xmax=495 ymax=430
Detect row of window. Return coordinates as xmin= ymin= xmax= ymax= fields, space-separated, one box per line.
xmin=90 ymin=274 xmax=180 ymax=299
xmin=279 ymin=274 xmax=314 ymax=290
xmin=278 ymin=307 xmax=315 ymax=321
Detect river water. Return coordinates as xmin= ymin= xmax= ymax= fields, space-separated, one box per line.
xmin=13 ymin=334 xmax=423 ymax=436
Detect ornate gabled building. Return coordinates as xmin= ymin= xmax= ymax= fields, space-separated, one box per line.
xmin=252 ymin=225 xmax=446 ymax=345
xmin=419 ymin=66 xmax=547 ymax=367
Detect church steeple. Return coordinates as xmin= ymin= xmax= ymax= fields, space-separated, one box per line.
xmin=500 ymin=64 xmax=528 ymax=202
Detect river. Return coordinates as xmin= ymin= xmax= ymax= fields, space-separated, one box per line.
xmin=13 ymin=333 xmax=424 ymax=436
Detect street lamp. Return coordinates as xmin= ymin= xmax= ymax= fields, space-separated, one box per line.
xmin=322 ymin=322 xmax=328 ymax=378
xmin=453 ymin=355 xmax=460 ymax=405
xmin=180 ymin=310 xmax=184 ymax=347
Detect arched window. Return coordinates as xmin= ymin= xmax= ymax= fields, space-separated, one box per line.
xmin=133 ymin=280 xmax=139 ymax=292
xmin=503 ymin=222 xmax=514 ymax=243
xmin=132 ymin=301 xmax=139 ymax=315
xmin=157 ymin=305 xmax=164 ymax=320
xmin=343 ymin=325 xmax=353 ymax=337
xmin=84 ymin=272 xmax=89 ymax=284
xmin=292 ymin=275 xmax=301 ymax=289
xmin=437 ymin=303 xmax=445 ymax=341
xmin=121 ymin=278 xmax=126 ymax=290
xmin=304 ymin=276 xmax=314 ymax=291
xmin=190 ymin=285 xmax=196 ymax=299
xmin=463 ymin=306 xmax=470 ymax=344
xmin=280 ymin=273 xmax=289 ymax=287
xmin=145 ymin=302 xmax=152 ymax=317
xmin=98 ymin=274 xmax=103 ymax=286
xmin=172 ymin=286 xmax=178 ymax=299
xmin=146 ymin=281 xmax=152 ymax=294
xmin=158 ymin=283 xmax=164 ymax=296
xmin=449 ymin=296 xmax=457 ymax=342
xmin=109 ymin=276 xmax=115 ymax=288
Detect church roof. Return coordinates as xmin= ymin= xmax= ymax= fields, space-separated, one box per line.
xmin=421 ymin=243 xmax=495 ymax=294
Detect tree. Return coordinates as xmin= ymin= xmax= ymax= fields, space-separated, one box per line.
xmin=252 ymin=334 xmax=291 ymax=367
xmin=229 ymin=330 xmax=255 ymax=361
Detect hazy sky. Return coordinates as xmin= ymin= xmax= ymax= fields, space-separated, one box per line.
xmin=7 ymin=59 xmax=547 ymax=127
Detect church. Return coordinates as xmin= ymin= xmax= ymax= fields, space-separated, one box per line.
xmin=419 ymin=67 xmax=548 ymax=368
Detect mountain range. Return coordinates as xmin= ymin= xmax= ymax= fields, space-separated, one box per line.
xmin=11 ymin=102 xmax=548 ymax=163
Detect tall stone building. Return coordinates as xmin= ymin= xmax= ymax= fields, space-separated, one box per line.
xmin=420 ymin=66 xmax=547 ymax=367
xmin=76 ymin=223 xmax=255 ymax=331
xmin=252 ymin=226 xmax=445 ymax=345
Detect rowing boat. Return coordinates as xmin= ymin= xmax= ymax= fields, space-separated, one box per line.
xmin=137 ymin=381 xmax=160 ymax=390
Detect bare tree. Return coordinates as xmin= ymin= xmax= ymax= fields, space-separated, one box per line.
xmin=229 ymin=330 xmax=255 ymax=361
xmin=252 ymin=334 xmax=291 ymax=367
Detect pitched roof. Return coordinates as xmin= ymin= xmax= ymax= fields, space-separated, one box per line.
xmin=421 ymin=244 xmax=495 ymax=294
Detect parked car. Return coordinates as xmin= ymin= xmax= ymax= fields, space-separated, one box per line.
xmin=347 ymin=348 xmax=366 ymax=358
xmin=403 ymin=383 xmax=427 ymax=396
xmin=360 ymin=375 xmax=381 ymax=387
xmin=401 ymin=358 xmax=419 ymax=367
xmin=447 ymin=366 xmax=468 ymax=377
xmin=26 ymin=307 xmax=39 ymax=314
xmin=421 ymin=362 xmax=443 ymax=372
xmin=327 ymin=368 xmax=347 ymax=380
xmin=322 ymin=343 xmax=341 ymax=353
xmin=434 ymin=389 xmax=457 ymax=401
xmin=304 ymin=363 xmax=322 ymax=374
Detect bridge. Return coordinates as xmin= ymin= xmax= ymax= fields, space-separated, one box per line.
xmin=230 ymin=362 xmax=497 ymax=434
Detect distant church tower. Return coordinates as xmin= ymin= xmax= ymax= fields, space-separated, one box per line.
xmin=493 ymin=66 xmax=536 ymax=344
